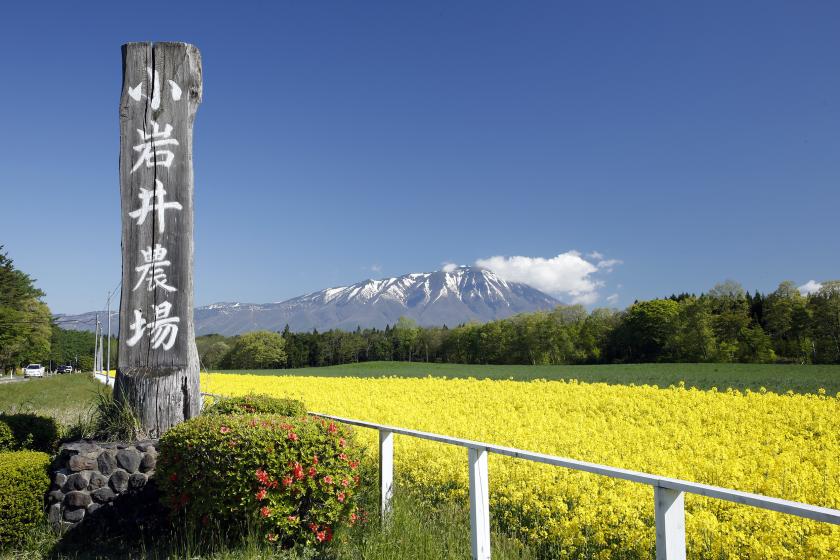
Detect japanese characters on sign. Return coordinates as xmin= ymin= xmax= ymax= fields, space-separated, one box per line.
xmin=125 ymin=67 xmax=183 ymax=352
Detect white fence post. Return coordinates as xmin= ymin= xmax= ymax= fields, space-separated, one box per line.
xmin=468 ymin=446 xmax=491 ymax=560
xmin=655 ymin=486 xmax=686 ymax=560
xmin=379 ymin=429 xmax=394 ymax=523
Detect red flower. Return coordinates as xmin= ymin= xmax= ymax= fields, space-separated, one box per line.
xmin=341 ymin=478 xmax=349 ymax=487
xmin=260 ymin=506 xmax=272 ymax=518
xmin=316 ymin=531 xmax=326 ymax=542
xmin=312 ymin=455 xmax=319 ymax=465
xmin=328 ymin=422 xmax=338 ymax=434
xmin=287 ymin=515 xmax=298 ymax=523
xmin=256 ymin=468 xmax=270 ymax=485
xmin=292 ymin=462 xmax=305 ymax=480
xmin=323 ymin=475 xmax=334 ymax=485
xmin=309 ymin=522 xmax=319 ymax=532
xmin=269 ymin=480 xmax=279 ymax=489
xmin=353 ymin=475 xmax=360 ymax=485
xmin=349 ymin=460 xmax=359 ymax=470
xmin=337 ymin=492 xmax=345 ymax=503
xmin=349 ymin=512 xmax=357 ymax=525
xmin=266 ymin=533 xmax=278 ymax=542
xmin=287 ymin=431 xmax=299 ymax=442
xmin=256 ymin=488 xmax=267 ymax=501
xmin=308 ymin=466 xmax=317 ymax=478
xmin=339 ymin=452 xmax=348 ymax=461
xmin=249 ymin=419 xmax=258 ymax=427
xmin=282 ymin=476 xmax=293 ymax=487
xmin=219 ymin=426 xmax=231 ymax=434
xmin=339 ymin=437 xmax=346 ymax=447
xmin=169 ymin=472 xmax=178 ymax=482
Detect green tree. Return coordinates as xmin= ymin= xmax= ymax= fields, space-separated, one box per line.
xmin=225 ymin=331 xmax=287 ymax=369
xmin=394 ymin=317 xmax=420 ymax=362
xmin=202 ymin=340 xmax=232 ymax=370
xmin=671 ymin=297 xmax=716 ymax=362
xmin=808 ymin=281 xmax=840 ymax=363
xmin=0 ymin=247 xmax=51 ymax=373
xmin=764 ymin=281 xmax=811 ymax=363
xmin=616 ymin=299 xmax=680 ymax=362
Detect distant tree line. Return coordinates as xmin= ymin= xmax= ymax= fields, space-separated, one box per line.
xmin=1 ymin=245 xmax=116 ymax=373
xmin=199 ymin=280 xmax=840 ymax=369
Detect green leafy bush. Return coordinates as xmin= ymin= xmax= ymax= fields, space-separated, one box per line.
xmin=0 ymin=413 xmax=59 ymax=452
xmin=0 ymin=421 xmax=15 ymax=451
xmin=157 ymin=413 xmax=362 ymax=547
xmin=0 ymin=451 xmax=50 ymax=548
xmin=203 ymin=394 xmax=306 ymax=417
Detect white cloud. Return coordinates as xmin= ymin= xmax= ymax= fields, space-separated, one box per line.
xmin=799 ymin=280 xmax=822 ymax=295
xmin=475 ymin=251 xmax=619 ymax=305
xmin=606 ymin=293 xmax=620 ymax=305
xmin=370 ymin=264 xmax=382 ymax=273
xmin=441 ymin=262 xmax=459 ymax=273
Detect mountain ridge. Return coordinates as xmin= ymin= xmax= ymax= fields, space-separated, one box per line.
xmin=55 ymin=266 xmax=560 ymax=335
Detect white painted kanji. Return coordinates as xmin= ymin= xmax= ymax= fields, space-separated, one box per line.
xmin=133 ymin=244 xmax=176 ymax=293
xmin=127 ymin=67 xmax=182 ymax=110
xmin=125 ymin=301 xmax=180 ymax=351
xmin=128 ymin=179 xmax=183 ymax=233
xmin=131 ymin=121 xmax=179 ymax=173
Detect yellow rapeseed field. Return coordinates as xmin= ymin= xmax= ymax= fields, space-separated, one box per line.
xmin=202 ymin=374 xmax=840 ymax=559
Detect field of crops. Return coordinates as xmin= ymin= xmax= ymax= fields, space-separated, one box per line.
xmin=203 ymin=373 xmax=840 ymax=559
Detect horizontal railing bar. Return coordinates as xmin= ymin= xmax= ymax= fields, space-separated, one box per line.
xmin=309 ymin=412 xmax=840 ymax=525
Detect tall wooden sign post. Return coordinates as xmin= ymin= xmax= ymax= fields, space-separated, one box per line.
xmin=115 ymin=42 xmax=202 ymax=437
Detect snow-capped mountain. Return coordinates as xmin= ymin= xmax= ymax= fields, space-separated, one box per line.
xmin=57 ymin=267 xmax=560 ymax=335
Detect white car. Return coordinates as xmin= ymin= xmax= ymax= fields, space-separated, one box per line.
xmin=23 ymin=364 xmax=45 ymax=378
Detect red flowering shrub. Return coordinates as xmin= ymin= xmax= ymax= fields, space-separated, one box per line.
xmin=157 ymin=413 xmax=362 ymax=547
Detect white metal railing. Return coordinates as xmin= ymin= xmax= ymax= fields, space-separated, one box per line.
xmin=308 ymin=412 xmax=840 ymax=560
xmin=93 ymin=371 xmax=115 ymax=387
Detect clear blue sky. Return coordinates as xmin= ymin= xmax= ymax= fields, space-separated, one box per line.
xmin=1 ymin=1 xmax=838 ymax=314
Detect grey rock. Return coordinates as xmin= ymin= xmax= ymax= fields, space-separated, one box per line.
xmin=116 ymin=448 xmax=142 ymax=473
xmin=129 ymin=472 xmax=147 ymax=491
xmin=97 ymin=451 xmax=117 ymax=475
xmin=140 ymin=452 xmax=156 ymax=473
xmin=109 ymin=469 xmax=129 ymax=492
xmin=63 ymin=471 xmax=91 ymax=492
xmin=87 ymin=502 xmax=102 ymax=514
xmin=48 ymin=490 xmax=64 ymax=503
xmin=48 ymin=503 xmax=62 ymax=527
xmin=69 ymin=454 xmax=98 ymax=472
xmin=135 ymin=440 xmax=158 ymax=452
xmin=64 ymin=491 xmax=92 ymax=508
xmin=61 ymin=441 xmax=101 ymax=455
xmin=89 ymin=472 xmax=108 ymax=490
xmin=53 ymin=472 xmax=68 ymax=488
xmin=63 ymin=507 xmax=85 ymax=523
xmin=91 ymin=487 xmax=116 ymax=503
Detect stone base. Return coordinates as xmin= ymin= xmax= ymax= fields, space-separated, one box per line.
xmin=48 ymin=440 xmax=160 ymax=533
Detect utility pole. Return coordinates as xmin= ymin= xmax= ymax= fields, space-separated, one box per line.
xmin=106 ymin=290 xmax=113 ymax=375
xmin=93 ymin=314 xmax=100 ymax=373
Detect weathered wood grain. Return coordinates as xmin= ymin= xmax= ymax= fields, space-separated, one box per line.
xmin=115 ymin=42 xmax=202 ymax=437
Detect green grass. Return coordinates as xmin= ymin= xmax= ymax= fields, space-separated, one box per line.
xmin=217 ymin=361 xmax=840 ymax=395
xmin=0 ymin=374 xmax=104 ymax=426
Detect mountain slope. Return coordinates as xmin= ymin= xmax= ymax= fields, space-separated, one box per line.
xmin=57 ymin=267 xmax=560 ymax=335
